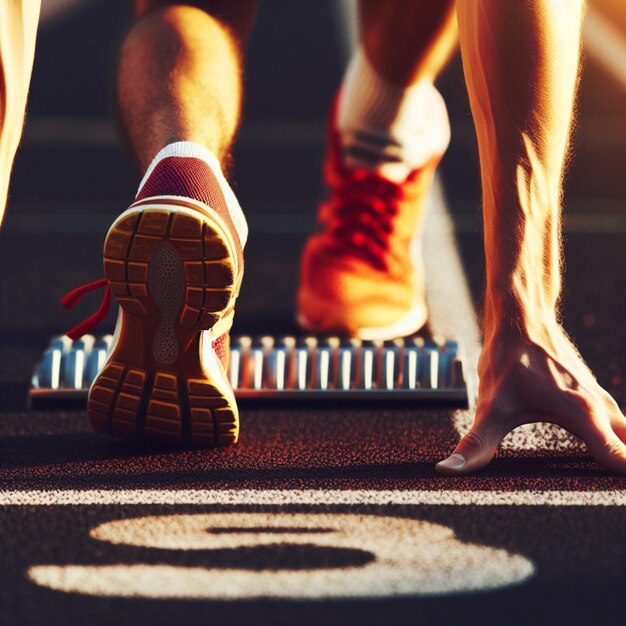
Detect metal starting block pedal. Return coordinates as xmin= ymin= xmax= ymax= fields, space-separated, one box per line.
xmin=29 ymin=334 xmax=469 ymax=408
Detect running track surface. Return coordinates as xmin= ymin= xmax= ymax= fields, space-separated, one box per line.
xmin=0 ymin=2 xmax=625 ymax=625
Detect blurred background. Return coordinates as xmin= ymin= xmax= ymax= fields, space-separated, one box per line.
xmin=0 ymin=0 xmax=624 ymax=409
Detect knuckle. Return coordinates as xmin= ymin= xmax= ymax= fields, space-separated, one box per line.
xmin=462 ymin=430 xmax=485 ymax=453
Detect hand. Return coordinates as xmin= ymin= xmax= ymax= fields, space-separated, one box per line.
xmin=436 ymin=326 xmax=626 ymax=475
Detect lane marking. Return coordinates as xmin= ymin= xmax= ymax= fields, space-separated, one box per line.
xmin=584 ymin=8 xmax=626 ymax=90
xmin=335 ymin=0 xmax=357 ymax=60
xmin=29 ymin=513 xmax=532 ymax=598
xmin=22 ymin=117 xmax=326 ymax=147
xmin=23 ymin=117 xmax=119 ymax=146
xmin=22 ymin=116 xmax=626 ymax=148
xmin=424 ymin=180 xmax=481 ymax=398
xmin=4 ymin=208 xmax=626 ymax=235
xmin=40 ymin=0 xmax=93 ymax=25
xmin=2 ymin=489 xmax=626 ymax=507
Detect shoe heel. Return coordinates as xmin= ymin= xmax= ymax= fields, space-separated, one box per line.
xmin=88 ymin=362 xmax=238 ymax=446
xmin=89 ymin=205 xmax=239 ymax=446
xmin=88 ymin=361 xmax=149 ymax=439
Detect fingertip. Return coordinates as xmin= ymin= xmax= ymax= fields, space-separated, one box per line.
xmin=435 ymin=453 xmax=467 ymax=476
xmin=436 ymin=426 xmax=504 ymax=476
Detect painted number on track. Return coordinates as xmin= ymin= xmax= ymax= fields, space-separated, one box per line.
xmin=29 ymin=512 xmax=533 ymax=599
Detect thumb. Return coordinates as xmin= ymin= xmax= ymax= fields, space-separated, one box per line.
xmin=436 ymin=426 xmax=504 ymax=476
xmin=584 ymin=425 xmax=626 ymax=475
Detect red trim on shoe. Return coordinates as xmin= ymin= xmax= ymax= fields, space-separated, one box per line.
xmin=136 ymin=157 xmax=229 ymax=211
xmin=319 ymin=95 xmax=424 ymax=271
xmin=61 ymin=278 xmax=112 ymax=340
xmin=212 ymin=332 xmax=228 ymax=364
xmin=135 ymin=156 xmax=245 ymax=259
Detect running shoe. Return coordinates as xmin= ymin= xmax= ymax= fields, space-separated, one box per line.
xmin=297 ymin=100 xmax=445 ymax=340
xmin=64 ymin=146 xmax=246 ymax=446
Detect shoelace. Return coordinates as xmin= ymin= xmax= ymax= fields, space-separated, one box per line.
xmin=320 ymin=167 xmax=414 ymax=271
xmin=61 ymin=278 xmax=111 ymax=341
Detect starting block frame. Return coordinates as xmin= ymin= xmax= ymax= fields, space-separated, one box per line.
xmin=29 ymin=333 xmax=469 ymax=408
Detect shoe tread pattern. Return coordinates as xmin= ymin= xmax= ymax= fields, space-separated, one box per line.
xmin=90 ymin=206 xmax=239 ymax=447
xmin=103 ymin=209 xmax=235 ymax=329
xmin=89 ymin=364 xmax=238 ymax=446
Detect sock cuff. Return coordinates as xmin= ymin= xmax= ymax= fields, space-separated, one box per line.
xmin=136 ymin=141 xmax=248 ymax=248
xmin=337 ymin=45 xmax=451 ymax=175
xmin=339 ymin=46 xmax=449 ymax=130
xmin=338 ymin=46 xmax=407 ymax=130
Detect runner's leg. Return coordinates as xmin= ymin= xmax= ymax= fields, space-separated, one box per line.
xmin=339 ymin=0 xmax=457 ymax=177
xmin=83 ymin=1 xmax=257 ymax=445
xmin=296 ymin=1 xmax=457 ymax=338
xmin=119 ymin=1 xmax=258 ymax=169
xmin=0 ymin=0 xmax=41 ymax=224
xmin=358 ymin=0 xmax=457 ymax=85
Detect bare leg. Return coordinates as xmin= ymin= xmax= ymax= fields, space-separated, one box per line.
xmin=119 ymin=1 xmax=258 ymax=170
xmin=0 ymin=0 xmax=41 ymax=224
xmin=437 ymin=0 xmax=626 ymax=474
xmin=359 ymin=0 xmax=457 ymax=85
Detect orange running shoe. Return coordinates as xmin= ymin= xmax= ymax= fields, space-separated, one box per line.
xmin=297 ymin=102 xmax=445 ymax=340
xmin=65 ymin=146 xmax=245 ymax=446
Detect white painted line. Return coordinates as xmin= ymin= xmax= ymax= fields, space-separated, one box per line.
xmin=334 ymin=0 xmax=357 ymax=61
xmin=1 ymin=489 xmax=625 ymax=507
xmin=424 ymin=179 xmax=481 ymax=401
xmin=584 ymin=8 xmax=626 ymax=90
xmin=4 ymin=208 xmax=626 ymax=235
xmin=22 ymin=116 xmax=626 ymax=148
xmin=24 ymin=117 xmax=119 ymax=146
xmin=40 ymin=0 xmax=93 ymax=25
xmin=22 ymin=117 xmax=327 ymax=147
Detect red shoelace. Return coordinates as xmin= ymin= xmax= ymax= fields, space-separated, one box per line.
xmin=61 ymin=278 xmax=112 ymax=341
xmin=61 ymin=278 xmax=230 ymax=364
xmin=320 ymin=167 xmax=415 ymax=271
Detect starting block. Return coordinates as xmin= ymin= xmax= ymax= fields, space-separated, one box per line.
xmin=29 ymin=177 xmax=479 ymax=411
xmin=29 ymin=333 xmax=469 ymax=408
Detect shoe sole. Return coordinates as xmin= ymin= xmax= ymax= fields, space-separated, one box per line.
xmin=296 ymin=296 xmax=428 ymax=341
xmin=87 ymin=199 xmax=239 ymax=447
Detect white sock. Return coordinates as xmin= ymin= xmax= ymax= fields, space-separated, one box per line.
xmin=137 ymin=141 xmax=248 ymax=248
xmin=338 ymin=46 xmax=451 ymax=182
